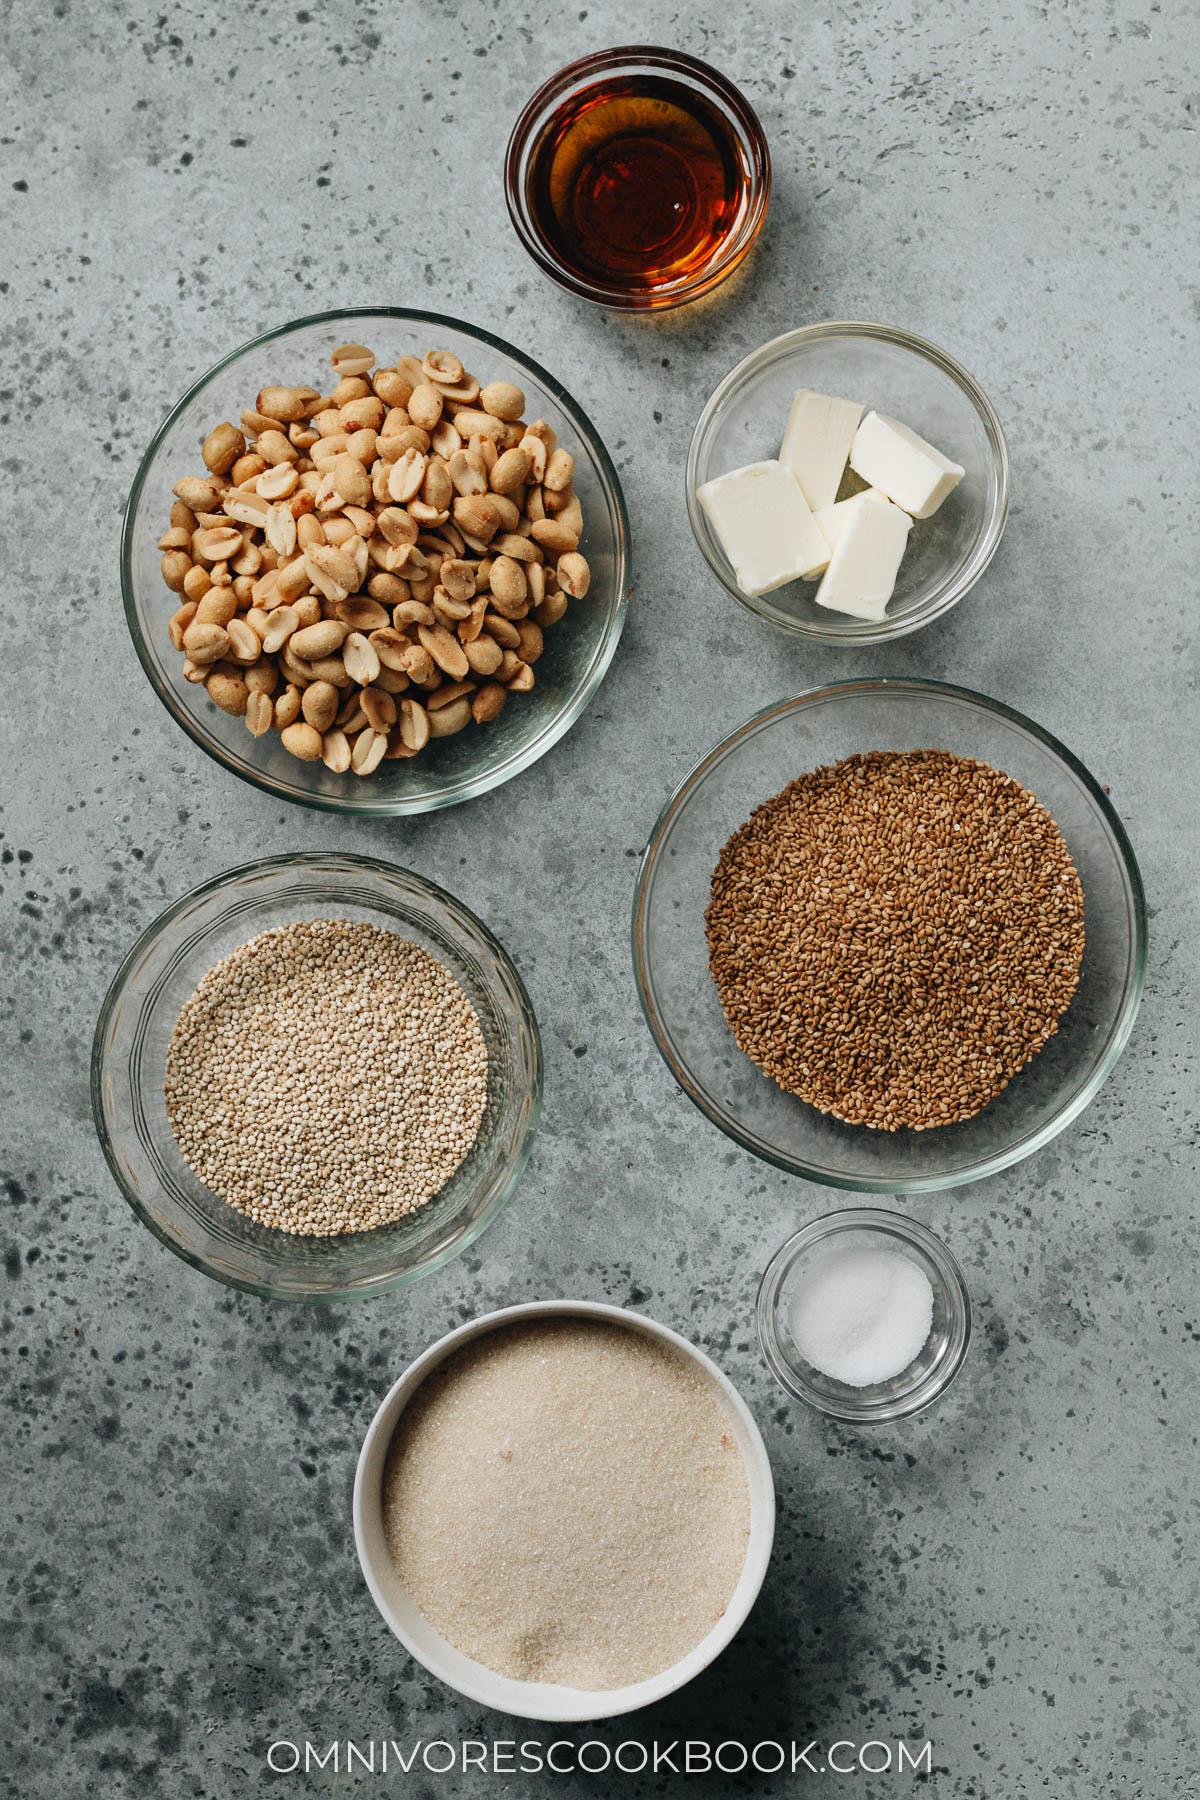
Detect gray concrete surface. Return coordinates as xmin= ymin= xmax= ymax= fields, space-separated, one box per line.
xmin=3 ymin=0 xmax=1198 ymax=1794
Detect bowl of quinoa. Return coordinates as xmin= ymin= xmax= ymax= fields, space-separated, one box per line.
xmin=92 ymin=853 xmax=542 ymax=1300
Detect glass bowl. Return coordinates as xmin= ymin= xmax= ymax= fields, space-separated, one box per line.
xmin=122 ymin=308 xmax=630 ymax=814
xmin=756 ymin=1209 xmax=971 ymax=1423
xmin=505 ymin=46 xmax=770 ymax=311
xmin=632 ymin=679 xmax=1147 ymax=1192
xmin=91 ymin=854 xmax=542 ymax=1301
xmin=686 ymin=322 xmax=1009 ymax=643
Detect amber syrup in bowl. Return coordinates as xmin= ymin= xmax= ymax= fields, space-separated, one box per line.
xmin=507 ymin=48 xmax=770 ymax=312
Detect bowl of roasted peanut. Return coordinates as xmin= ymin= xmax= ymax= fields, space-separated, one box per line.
xmin=122 ymin=309 xmax=630 ymax=813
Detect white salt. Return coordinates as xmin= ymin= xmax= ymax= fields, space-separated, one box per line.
xmin=788 ymin=1245 xmax=934 ymax=1387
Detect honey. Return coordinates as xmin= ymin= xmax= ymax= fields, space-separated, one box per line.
xmin=520 ymin=70 xmax=759 ymax=308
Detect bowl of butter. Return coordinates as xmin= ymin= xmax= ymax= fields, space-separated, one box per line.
xmin=686 ymin=322 xmax=1009 ymax=643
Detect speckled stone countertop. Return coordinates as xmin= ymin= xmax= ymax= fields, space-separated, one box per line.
xmin=3 ymin=0 xmax=1198 ymax=1795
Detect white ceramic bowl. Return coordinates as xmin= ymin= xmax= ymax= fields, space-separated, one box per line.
xmin=354 ymin=1299 xmax=775 ymax=1721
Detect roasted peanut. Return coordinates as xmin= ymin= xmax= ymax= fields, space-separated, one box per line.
xmin=256 ymin=429 xmax=297 ymax=465
xmin=281 ymin=721 xmax=324 ymax=761
xmin=202 ymin=422 xmax=245 ymax=475
xmin=388 ymin=448 xmax=426 ymax=503
xmin=398 ymin=697 xmax=430 ymax=751
xmin=196 ymin=588 xmax=238 ymax=628
xmin=168 ymin=602 xmax=198 ymax=650
xmin=321 ymin=727 xmax=352 ymax=772
xmin=533 ymin=587 xmax=569 ymax=627
xmin=331 ymin=343 xmax=375 ymax=378
xmin=531 ymin=517 xmax=579 ymax=557
xmin=423 ymin=349 xmax=464 ymax=386
xmin=342 ymin=631 xmax=381 ymax=686
xmin=407 ymin=383 xmax=444 ymax=431
xmin=471 ymin=682 xmax=507 ymax=724
xmin=488 ymin=446 xmax=531 ymax=494
xmin=361 ymin=686 xmax=398 ymax=733
xmin=301 ymin=681 xmax=340 ymax=732
xmin=351 ymin=728 xmax=388 ymax=774
xmin=516 ymin=620 xmax=544 ymax=665
xmin=464 ymin=633 xmax=503 ymax=677
xmin=183 ymin=563 xmax=212 ymax=603
xmin=261 ymin=606 xmax=300 ymax=655
xmin=557 ymin=551 xmax=590 ymax=599
xmin=207 ymin=669 xmax=249 ymax=716
xmin=291 ymin=619 xmax=348 ymax=661
xmin=274 ymin=685 xmax=302 ymax=728
xmin=484 ymin=611 xmax=522 ymax=648
xmin=427 ymin=695 xmax=472 ymax=736
xmin=489 ymin=555 xmax=528 ymax=608
xmin=182 ymin=620 xmax=230 ymax=665
xmin=161 ymin=549 xmax=192 ymax=592
xmin=257 ymin=386 xmax=317 ymax=423
xmin=453 ymin=493 xmax=501 ymax=542
xmin=480 ymin=380 xmax=526 ymax=422
xmin=245 ymin=690 xmax=274 ymax=737
xmin=373 ymin=369 xmax=413 ymax=408
xmin=543 ymin=447 xmax=574 ymax=492
xmin=416 ymin=622 xmax=470 ymax=681
xmin=162 ymin=341 xmax=584 ymax=767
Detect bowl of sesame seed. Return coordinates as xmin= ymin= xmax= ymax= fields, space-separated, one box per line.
xmin=91 ymin=853 xmax=542 ymax=1300
xmin=632 ymin=679 xmax=1147 ymax=1191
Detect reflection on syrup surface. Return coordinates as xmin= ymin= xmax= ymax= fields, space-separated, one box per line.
xmin=525 ymin=73 xmax=752 ymax=304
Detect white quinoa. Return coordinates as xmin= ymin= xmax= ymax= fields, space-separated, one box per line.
xmin=163 ymin=919 xmax=488 ymax=1236
xmin=382 ymin=1318 xmax=752 ymax=1690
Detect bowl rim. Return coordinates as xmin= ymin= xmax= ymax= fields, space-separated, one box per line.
xmin=755 ymin=1207 xmax=973 ymax=1422
xmin=504 ymin=44 xmax=772 ymax=311
xmin=353 ymin=1297 xmax=776 ymax=1720
xmin=631 ymin=677 xmax=1149 ymax=1191
xmin=89 ymin=850 xmax=543 ymax=1302
xmin=685 ymin=319 xmax=1011 ymax=643
xmin=121 ymin=306 xmax=631 ymax=815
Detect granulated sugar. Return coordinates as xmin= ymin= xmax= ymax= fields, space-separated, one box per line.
xmin=381 ymin=1319 xmax=752 ymax=1690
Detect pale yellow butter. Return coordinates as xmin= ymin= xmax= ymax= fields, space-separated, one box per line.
xmin=698 ymin=459 xmax=831 ymax=596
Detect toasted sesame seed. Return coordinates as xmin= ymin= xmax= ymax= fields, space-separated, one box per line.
xmin=705 ymin=751 xmax=1086 ymax=1132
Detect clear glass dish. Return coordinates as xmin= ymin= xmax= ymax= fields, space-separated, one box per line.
xmin=91 ymin=854 xmax=542 ymax=1301
xmin=686 ymin=322 xmax=1009 ymax=643
xmin=505 ymin=46 xmax=770 ymax=311
xmin=756 ymin=1209 xmax=971 ymax=1423
xmin=632 ymin=679 xmax=1147 ymax=1192
xmin=122 ymin=308 xmax=629 ymax=814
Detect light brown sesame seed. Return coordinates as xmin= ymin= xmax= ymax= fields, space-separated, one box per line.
xmin=705 ymin=751 xmax=1086 ymax=1132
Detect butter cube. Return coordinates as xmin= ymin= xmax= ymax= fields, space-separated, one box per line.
xmin=814 ymin=490 xmax=892 ymax=556
xmin=849 ymin=412 xmax=964 ymax=519
xmin=780 ymin=389 xmax=863 ymax=512
xmin=814 ymin=490 xmax=913 ymax=621
xmin=698 ymin=460 xmax=831 ymax=597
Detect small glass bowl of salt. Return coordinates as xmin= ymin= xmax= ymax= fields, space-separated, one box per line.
xmin=756 ymin=1209 xmax=971 ymax=1423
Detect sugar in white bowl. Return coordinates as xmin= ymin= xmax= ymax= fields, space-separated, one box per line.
xmin=787 ymin=1245 xmax=934 ymax=1388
